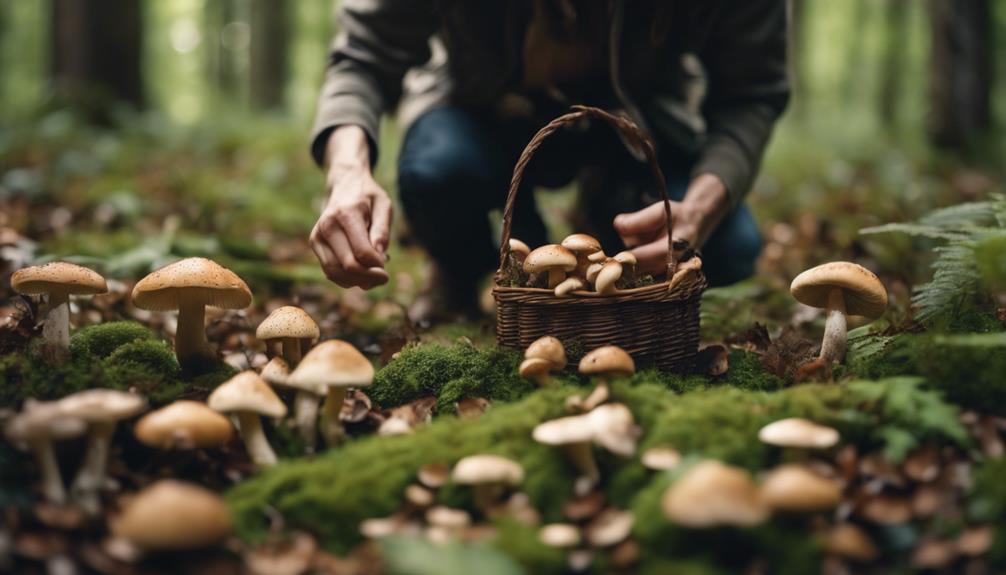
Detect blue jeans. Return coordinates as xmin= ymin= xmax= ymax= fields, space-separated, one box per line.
xmin=398 ymin=107 xmax=762 ymax=290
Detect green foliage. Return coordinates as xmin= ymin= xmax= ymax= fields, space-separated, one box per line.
xmin=910 ymin=333 xmax=1006 ymax=416
xmin=488 ymin=519 xmax=565 ymax=575
xmin=370 ymin=343 xmax=548 ymax=412
xmin=968 ymin=458 xmax=1006 ymax=567
xmin=380 ymin=536 xmax=525 ymax=575
xmin=69 ymin=321 xmax=153 ymax=359
xmin=104 ymin=338 xmax=180 ymax=376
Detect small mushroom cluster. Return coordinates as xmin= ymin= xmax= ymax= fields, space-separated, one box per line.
xmin=505 ymin=234 xmax=651 ymax=297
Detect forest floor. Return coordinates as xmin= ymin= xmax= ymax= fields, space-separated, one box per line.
xmin=2 ymin=110 xmax=1006 ymax=574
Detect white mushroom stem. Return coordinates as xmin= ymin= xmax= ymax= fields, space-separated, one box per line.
xmin=820 ymin=288 xmax=848 ymax=363
xmin=293 ymin=390 xmax=320 ymax=452
xmin=236 ymin=412 xmax=277 ymax=467
xmin=564 ymin=442 xmax=599 ymax=489
xmin=70 ymin=421 xmax=116 ymax=515
xmin=31 ymin=439 xmax=67 ymax=504
xmin=321 ymin=387 xmax=348 ymax=446
xmin=281 ymin=337 xmax=303 ymax=365
xmin=546 ymin=269 xmax=566 ymax=290
xmin=175 ymin=301 xmax=211 ymax=364
xmin=42 ymin=290 xmax=71 ymax=350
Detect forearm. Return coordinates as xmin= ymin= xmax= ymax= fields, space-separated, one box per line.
xmin=680 ymin=173 xmax=731 ymax=249
xmin=325 ymin=125 xmax=372 ymax=172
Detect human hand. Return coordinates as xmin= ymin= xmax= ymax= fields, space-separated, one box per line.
xmin=613 ymin=173 xmax=730 ymax=276
xmin=310 ymin=126 xmax=392 ymax=289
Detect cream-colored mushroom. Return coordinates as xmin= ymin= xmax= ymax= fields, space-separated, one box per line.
xmin=58 ymin=389 xmax=147 ymax=515
xmin=111 ymin=480 xmax=233 ymax=551
xmin=533 ymin=414 xmax=599 ymax=494
xmin=790 ymin=262 xmax=887 ymax=363
xmin=524 ymin=244 xmax=577 ymax=289
xmin=208 ymin=371 xmax=287 ymax=466
xmin=539 ymin=523 xmax=581 ymax=549
xmin=255 ymin=306 xmax=319 ymax=366
xmin=758 ymin=417 xmax=840 ymax=449
xmin=451 ymin=454 xmax=525 ymax=512
xmin=288 ymin=339 xmax=374 ymax=446
xmin=662 ymin=460 xmax=769 ymax=528
xmin=131 ymin=258 xmax=252 ymax=366
xmin=11 ymin=262 xmax=107 ymax=351
xmin=594 ymin=261 xmax=623 ymax=295
xmin=259 ymin=356 xmax=291 ymax=386
xmin=554 ymin=276 xmax=587 ymax=297
xmin=4 ymin=401 xmax=86 ymax=504
xmin=134 ymin=400 xmax=234 ymax=450
xmin=760 ymin=464 xmax=842 ymax=512
xmin=508 ymin=238 xmax=531 ymax=264
xmin=668 ymin=257 xmax=703 ymax=291
xmin=561 ymin=234 xmax=602 ymax=277
xmin=587 ymin=403 xmax=640 ymax=457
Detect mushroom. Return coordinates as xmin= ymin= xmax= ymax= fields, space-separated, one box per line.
xmin=561 ymin=234 xmax=602 ymax=277
xmin=524 ymin=244 xmax=577 ymax=289
xmin=520 ymin=336 xmax=566 ymax=386
xmin=594 ymin=261 xmax=623 ymax=295
xmin=760 ymin=464 xmax=842 ymax=513
xmin=131 ymin=257 xmax=252 ymax=366
xmin=661 ymin=460 xmax=769 ymax=528
xmin=585 ymin=508 xmax=634 ymax=548
xmin=824 ymin=523 xmax=879 ymax=563
xmin=668 ymin=257 xmax=703 ymax=291
xmin=533 ymin=414 xmax=599 ymax=494
xmin=790 ymin=262 xmax=888 ymax=363
xmin=612 ymin=251 xmax=637 ymax=278
xmin=134 ymin=400 xmax=233 ymax=450
xmin=58 ymin=389 xmax=147 ymax=515
xmin=110 ymin=480 xmax=233 ymax=551
xmin=451 ymin=454 xmax=525 ymax=512
xmin=288 ymin=339 xmax=374 ymax=446
xmin=255 ymin=306 xmax=319 ymax=366
xmin=758 ymin=417 xmax=840 ymax=449
xmin=539 ymin=523 xmax=581 ymax=549
xmin=587 ymin=403 xmax=640 ymax=457
xmin=207 ymin=371 xmax=287 ymax=467
xmin=4 ymin=401 xmax=86 ymax=504
xmin=508 ymin=238 xmax=531 ymax=264
xmin=641 ymin=446 xmax=682 ymax=471
xmin=579 ymin=346 xmax=635 ymax=384
xmin=11 ymin=262 xmax=107 ymax=351
xmin=259 ymin=356 xmax=291 ymax=386
xmin=554 ymin=276 xmax=587 ymax=297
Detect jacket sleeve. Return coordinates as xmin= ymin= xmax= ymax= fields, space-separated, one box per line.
xmin=310 ymin=0 xmax=438 ymax=167
xmin=691 ymin=0 xmax=790 ymax=207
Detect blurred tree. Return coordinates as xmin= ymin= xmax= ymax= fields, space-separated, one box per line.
xmin=250 ymin=0 xmax=289 ymax=111
xmin=205 ymin=0 xmax=244 ymax=102
xmin=50 ymin=0 xmax=143 ymax=119
xmin=927 ymin=0 xmax=992 ymax=149
xmin=879 ymin=0 xmax=909 ymax=127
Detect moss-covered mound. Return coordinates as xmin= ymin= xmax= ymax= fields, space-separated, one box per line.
xmin=69 ymin=321 xmax=153 ymax=359
xmin=228 ymin=376 xmax=966 ymax=572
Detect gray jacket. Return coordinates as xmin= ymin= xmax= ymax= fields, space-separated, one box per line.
xmin=311 ymin=0 xmax=790 ymax=206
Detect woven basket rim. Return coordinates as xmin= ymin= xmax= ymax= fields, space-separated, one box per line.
xmin=492 ymin=274 xmax=705 ymax=298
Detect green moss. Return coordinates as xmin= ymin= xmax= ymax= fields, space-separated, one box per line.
xmin=909 ymin=334 xmax=1006 ymax=416
xmin=70 ymin=321 xmax=153 ymax=359
xmin=0 ymin=352 xmax=95 ymax=406
xmin=371 ymin=343 xmax=553 ymax=411
xmin=104 ymin=339 xmax=180 ymax=377
xmin=491 ymin=519 xmax=565 ymax=575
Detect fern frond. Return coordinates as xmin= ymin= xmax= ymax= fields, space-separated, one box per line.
xmin=859 ymin=223 xmax=966 ymax=241
xmin=911 ymin=241 xmax=982 ymax=325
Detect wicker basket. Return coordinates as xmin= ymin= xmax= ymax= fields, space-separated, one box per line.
xmin=493 ymin=106 xmax=707 ymax=372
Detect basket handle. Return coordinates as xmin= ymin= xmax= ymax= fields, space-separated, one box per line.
xmin=496 ymin=105 xmax=676 ymax=280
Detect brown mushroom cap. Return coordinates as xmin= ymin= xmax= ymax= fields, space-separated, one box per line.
xmin=519 ymin=357 xmax=554 ymax=380
xmin=11 ymin=262 xmax=107 ymax=296
xmin=208 ymin=371 xmax=287 ymax=418
xmin=451 ymin=454 xmax=525 ymax=486
xmin=58 ymin=389 xmax=147 ymax=424
xmin=111 ymin=480 xmax=233 ymax=550
xmin=758 ymin=417 xmax=840 ymax=449
xmin=561 ymin=234 xmax=602 ymax=255
xmin=255 ymin=306 xmax=320 ymax=341
xmin=525 ymin=336 xmax=566 ymax=369
xmin=790 ymin=262 xmax=888 ymax=318
xmin=259 ymin=356 xmax=291 ymax=386
xmin=523 ymin=244 xmax=577 ymax=274
xmin=662 ymin=460 xmax=769 ymax=528
xmin=824 ymin=524 xmax=879 ymax=562
xmin=134 ymin=400 xmax=234 ymax=449
xmin=761 ymin=464 xmax=842 ymax=512
xmin=131 ymin=257 xmax=252 ymax=311
xmin=579 ymin=346 xmax=635 ymax=378
xmin=288 ymin=339 xmax=374 ymax=390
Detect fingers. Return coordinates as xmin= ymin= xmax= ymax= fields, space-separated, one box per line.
xmin=311 ymin=225 xmax=389 ymax=289
xmin=613 ymin=201 xmax=670 ymax=238
xmin=629 ymin=235 xmax=672 ymax=276
xmin=369 ymin=193 xmax=393 ymax=255
xmin=334 ymin=206 xmax=386 ymax=268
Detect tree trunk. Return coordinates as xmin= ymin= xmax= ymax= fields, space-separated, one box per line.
xmin=249 ymin=0 xmax=289 ymax=110
xmin=205 ymin=0 xmax=242 ymax=101
xmin=841 ymin=0 xmax=869 ymax=106
xmin=927 ymin=0 xmax=992 ymax=149
xmin=50 ymin=0 xmax=143 ymax=119
xmin=879 ymin=0 xmax=910 ymax=127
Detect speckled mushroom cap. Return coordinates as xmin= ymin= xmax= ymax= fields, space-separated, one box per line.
xmin=5 ymin=401 xmax=86 ymax=445
xmin=11 ymin=262 xmax=107 ymax=296
xmin=134 ymin=400 xmax=234 ymax=449
xmin=58 ymin=389 xmax=147 ymax=424
xmin=110 ymin=479 xmax=233 ymax=550
xmin=451 ymin=454 xmax=525 ymax=486
xmin=760 ymin=464 xmax=842 ymax=512
xmin=579 ymin=346 xmax=635 ymax=377
xmin=131 ymin=257 xmax=252 ymax=311
xmin=661 ymin=460 xmax=769 ymax=528
xmin=561 ymin=234 xmax=602 ymax=255
xmin=523 ymin=244 xmax=577 ymax=274
xmin=208 ymin=371 xmax=287 ymax=418
xmin=525 ymin=336 xmax=567 ymax=369
xmin=790 ymin=262 xmax=888 ymax=318
xmin=758 ymin=417 xmax=840 ymax=449
xmin=287 ymin=340 xmax=374 ymax=390
xmin=255 ymin=306 xmax=320 ymax=341
xmin=532 ymin=414 xmax=595 ymax=445
xmin=259 ymin=356 xmax=291 ymax=386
